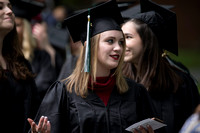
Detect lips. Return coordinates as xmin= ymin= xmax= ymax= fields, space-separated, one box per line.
xmin=4 ymin=17 xmax=13 ymax=21
xmin=125 ymin=50 xmax=130 ymax=55
xmin=110 ymin=55 xmax=120 ymax=60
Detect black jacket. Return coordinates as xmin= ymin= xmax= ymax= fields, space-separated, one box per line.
xmin=0 ymin=59 xmax=40 ymax=133
xmin=150 ymin=69 xmax=200 ymax=133
xmin=32 ymin=78 xmax=155 ymax=133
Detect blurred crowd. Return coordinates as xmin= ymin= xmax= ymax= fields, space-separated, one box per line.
xmin=11 ymin=0 xmax=82 ymax=101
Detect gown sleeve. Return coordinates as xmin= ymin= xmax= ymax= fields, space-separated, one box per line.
xmin=31 ymin=81 xmax=69 ymax=133
xmin=32 ymin=49 xmax=57 ymax=102
xmin=126 ymin=78 xmax=156 ymax=120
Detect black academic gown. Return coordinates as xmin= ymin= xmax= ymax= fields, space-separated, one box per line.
xmin=0 ymin=59 xmax=40 ymax=133
xmin=32 ymin=78 xmax=155 ymax=133
xmin=149 ymin=69 xmax=200 ymax=133
xmin=31 ymin=49 xmax=57 ymax=102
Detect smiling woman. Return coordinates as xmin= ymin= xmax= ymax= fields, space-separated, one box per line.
xmin=121 ymin=0 xmax=200 ymax=132
xmin=27 ymin=1 xmax=156 ymax=133
xmin=0 ymin=0 xmax=40 ymax=133
xmin=0 ymin=0 xmax=14 ymax=34
xmin=97 ymin=30 xmax=124 ymax=77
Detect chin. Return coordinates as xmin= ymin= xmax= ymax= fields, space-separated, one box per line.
xmin=108 ymin=63 xmax=119 ymax=70
xmin=4 ymin=24 xmax=14 ymax=30
xmin=124 ymin=57 xmax=132 ymax=63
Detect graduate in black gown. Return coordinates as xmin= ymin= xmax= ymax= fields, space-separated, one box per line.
xmin=57 ymin=37 xmax=82 ymax=80
xmin=0 ymin=0 xmax=40 ymax=132
xmin=12 ymin=0 xmax=57 ymax=102
xmin=121 ymin=0 xmax=200 ymax=133
xmin=27 ymin=1 xmax=156 ymax=133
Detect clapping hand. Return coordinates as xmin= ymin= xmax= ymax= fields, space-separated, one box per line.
xmin=27 ymin=116 xmax=51 ymax=133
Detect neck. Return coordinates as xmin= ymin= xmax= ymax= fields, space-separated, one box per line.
xmin=0 ymin=36 xmax=7 ymax=69
xmin=0 ymin=54 xmax=7 ymax=70
xmin=96 ymin=68 xmax=110 ymax=77
xmin=0 ymin=37 xmax=4 ymax=56
xmin=0 ymin=30 xmax=8 ymax=54
xmin=134 ymin=63 xmax=138 ymax=71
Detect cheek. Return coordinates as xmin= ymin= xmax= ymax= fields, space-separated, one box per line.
xmin=136 ymin=40 xmax=143 ymax=53
xmin=97 ymin=46 xmax=104 ymax=60
xmin=126 ymin=40 xmax=136 ymax=50
xmin=124 ymin=56 xmax=132 ymax=62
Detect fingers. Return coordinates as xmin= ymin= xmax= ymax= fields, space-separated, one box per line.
xmin=133 ymin=125 xmax=154 ymax=133
xmin=138 ymin=126 xmax=147 ymax=133
xmin=132 ymin=128 xmax=139 ymax=133
xmin=37 ymin=116 xmax=51 ymax=133
xmin=28 ymin=116 xmax=51 ymax=133
xmin=27 ymin=118 xmax=34 ymax=126
xmin=45 ymin=121 xmax=51 ymax=133
xmin=37 ymin=116 xmax=45 ymax=132
xmin=42 ymin=116 xmax=48 ymax=132
xmin=27 ymin=118 xmax=37 ymax=133
xmin=146 ymin=125 xmax=154 ymax=133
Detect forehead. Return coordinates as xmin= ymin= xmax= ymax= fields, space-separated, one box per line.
xmin=123 ymin=21 xmax=136 ymax=28
xmin=0 ymin=0 xmax=10 ymax=5
xmin=0 ymin=0 xmax=9 ymax=3
xmin=122 ymin=21 xmax=138 ymax=33
xmin=100 ymin=30 xmax=123 ymax=38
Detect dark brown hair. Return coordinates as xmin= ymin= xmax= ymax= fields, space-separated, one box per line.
xmin=0 ymin=25 xmax=35 ymax=80
xmin=122 ymin=19 xmax=182 ymax=95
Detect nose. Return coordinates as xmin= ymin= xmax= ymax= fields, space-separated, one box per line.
xmin=113 ymin=42 xmax=122 ymax=52
xmin=5 ymin=6 xmax=13 ymax=15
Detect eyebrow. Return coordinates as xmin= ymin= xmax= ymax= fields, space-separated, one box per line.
xmin=124 ymin=33 xmax=133 ymax=36
xmin=0 ymin=2 xmax=10 ymax=5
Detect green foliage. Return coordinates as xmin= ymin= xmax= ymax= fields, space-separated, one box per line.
xmin=169 ymin=48 xmax=200 ymax=68
xmin=169 ymin=48 xmax=200 ymax=92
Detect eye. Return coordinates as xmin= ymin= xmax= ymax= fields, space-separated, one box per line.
xmin=8 ymin=4 xmax=12 ymax=10
xmin=106 ymin=39 xmax=114 ymax=44
xmin=125 ymin=35 xmax=132 ymax=39
xmin=119 ymin=40 xmax=124 ymax=45
xmin=0 ymin=4 xmax=3 ymax=10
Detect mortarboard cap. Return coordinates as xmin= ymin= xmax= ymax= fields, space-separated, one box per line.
xmin=64 ymin=0 xmax=124 ymax=44
xmin=10 ymin=0 xmax=45 ymax=21
xmin=133 ymin=0 xmax=178 ymax=56
xmin=121 ymin=3 xmax=174 ymax=20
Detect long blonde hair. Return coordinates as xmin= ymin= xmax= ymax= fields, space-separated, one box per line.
xmin=65 ymin=32 xmax=128 ymax=98
xmin=22 ymin=19 xmax=37 ymax=62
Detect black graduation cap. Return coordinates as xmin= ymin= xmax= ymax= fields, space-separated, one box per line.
xmin=64 ymin=0 xmax=124 ymax=72
xmin=132 ymin=0 xmax=178 ymax=56
xmin=10 ymin=0 xmax=45 ymax=21
xmin=121 ymin=3 xmax=174 ymax=20
xmin=64 ymin=0 xmax=124 ymax=44
xmin=117 ymin=1 xmax=137 ymax=11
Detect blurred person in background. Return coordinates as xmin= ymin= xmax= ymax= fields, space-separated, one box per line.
xmin=33 ymin=3 xmax=72 ymax=78
xmin=57 ymin=36 xmax=82 ymax=80
xmin=122 ymin=0 xmax=200 ymax=133
xmin=0 ymin=0 xmax=40 ymax=132
xmin=12 ymin=0 xmax=57 ymax=102
xmin=32 ymin=22 xmax=64 ymax=77
xmin=179 ymin=104 xmax=200 ymax=133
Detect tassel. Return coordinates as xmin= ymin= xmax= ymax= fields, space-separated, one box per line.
xmin=84 ymin=10 xmax=91 ymax=72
